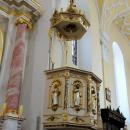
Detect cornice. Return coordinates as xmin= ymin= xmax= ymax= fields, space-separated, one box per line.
xmin=0 ymin=0 xmax=42 ymax=22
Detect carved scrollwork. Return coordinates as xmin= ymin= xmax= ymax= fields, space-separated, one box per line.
xmin=47 ymin=116 xmax=60 ymax=122
xmin=71 ymin=116 xmax=85 ymax=123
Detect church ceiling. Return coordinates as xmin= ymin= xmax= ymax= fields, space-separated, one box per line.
xmin=114 ymin=13 xmax=130 ymax=41
xmin=101 ymin=0 xmax=130 ymax=42
xmin=96 ymin=0 xmax=103 ymax=12
xmin=114 ymin=11 xmax=130 ymax=40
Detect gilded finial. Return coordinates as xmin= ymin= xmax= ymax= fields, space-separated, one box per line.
xmin=70 ymin=0 xmax=75 ymax=6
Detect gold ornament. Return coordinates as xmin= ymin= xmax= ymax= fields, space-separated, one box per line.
xmin=50 ymin=0 xmax=90 ymax=40
xmin=16 ymin=13 xmax=33 ymax=29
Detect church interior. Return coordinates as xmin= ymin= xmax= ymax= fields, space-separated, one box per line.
xmin=0 ymin=0 xmax=130 ymax=130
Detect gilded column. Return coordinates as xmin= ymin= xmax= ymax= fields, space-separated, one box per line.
xmin=6 ymin=13 xmax=32 ymax=115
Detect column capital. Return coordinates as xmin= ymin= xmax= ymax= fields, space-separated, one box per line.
xmin=0 ymin=0 xmax=42 ymax=25
xmin=16 ymin=13 xmax=33 ymax=29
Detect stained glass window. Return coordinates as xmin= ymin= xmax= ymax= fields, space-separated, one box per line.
xmin=72 ymin=40 xmax=77 ymax=65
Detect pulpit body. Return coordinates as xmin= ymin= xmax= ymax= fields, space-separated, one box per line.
xmin=43 ymin=67 xmax=101 ymax=130
xmin=43 ymin=0 xmax=102 ymax=129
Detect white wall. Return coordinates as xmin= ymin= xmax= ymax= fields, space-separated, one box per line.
xmin=105 ymin=23 xmax=130 ymax=129
xmin=22 ymin=0 xmax=52 ymax=129
xmin=78 ymin=29 xmax=92 ymax=71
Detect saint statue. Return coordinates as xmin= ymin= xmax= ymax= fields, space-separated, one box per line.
xmin=74 ymin=87 xmax=81 ymax=107
xmin=52 ymin=87 xmax=60 ymax=106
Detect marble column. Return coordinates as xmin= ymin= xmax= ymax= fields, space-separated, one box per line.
xmin=6 ymin=23 xmax=28 ymax=114
xmin=0 ymin=14 xmax=32 ymax=130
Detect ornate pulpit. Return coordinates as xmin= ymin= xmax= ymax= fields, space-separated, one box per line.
xmin=43 ymin=67 xmax=102 ymax=130
xmin=43 ymin=0 xmax=102 ymax=129
xmin=101 ymin=107 xmax=126 ymax=130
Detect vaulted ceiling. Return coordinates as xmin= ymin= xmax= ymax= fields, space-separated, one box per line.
xmin=114 ymin=12 xmax=130 ymax=41
xmin=96 ymin=0 xmax=130 ymax=42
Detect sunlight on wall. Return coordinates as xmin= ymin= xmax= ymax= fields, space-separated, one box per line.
xmin=0 ymin=30 xmax=3 ymax=65
xmin=113 ymin=42 xmax=130 ymax=122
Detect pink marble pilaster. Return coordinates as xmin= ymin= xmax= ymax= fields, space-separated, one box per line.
xmin=6 ymin=23 xmax=28 ymax=113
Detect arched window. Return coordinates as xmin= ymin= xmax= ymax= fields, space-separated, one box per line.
xmin=112 ymin=42 xmax=130 ymax=122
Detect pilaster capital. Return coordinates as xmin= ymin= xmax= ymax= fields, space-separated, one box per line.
xmin=16 ymin=13 xmax=32 ymax=29
xmin=0 ymin=0 xmax=42 ymax=26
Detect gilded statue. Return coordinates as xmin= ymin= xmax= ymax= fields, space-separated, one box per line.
xmin=73 ymin=80 xmax=83 ymax=111
xmin=52 ymin=87 xmax=60 ymax=106
xmin=50 ymin=80 xmax=61 ymax=111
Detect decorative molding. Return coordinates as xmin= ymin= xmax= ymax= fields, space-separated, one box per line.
xmin=0 ymin=0 xmax=42 ymax=23
xmin=15 ymin=13 xmax=32 ymax=29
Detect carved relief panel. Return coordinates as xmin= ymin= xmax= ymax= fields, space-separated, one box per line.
xmin=43 ymin=67 xmax=101 ymax=130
